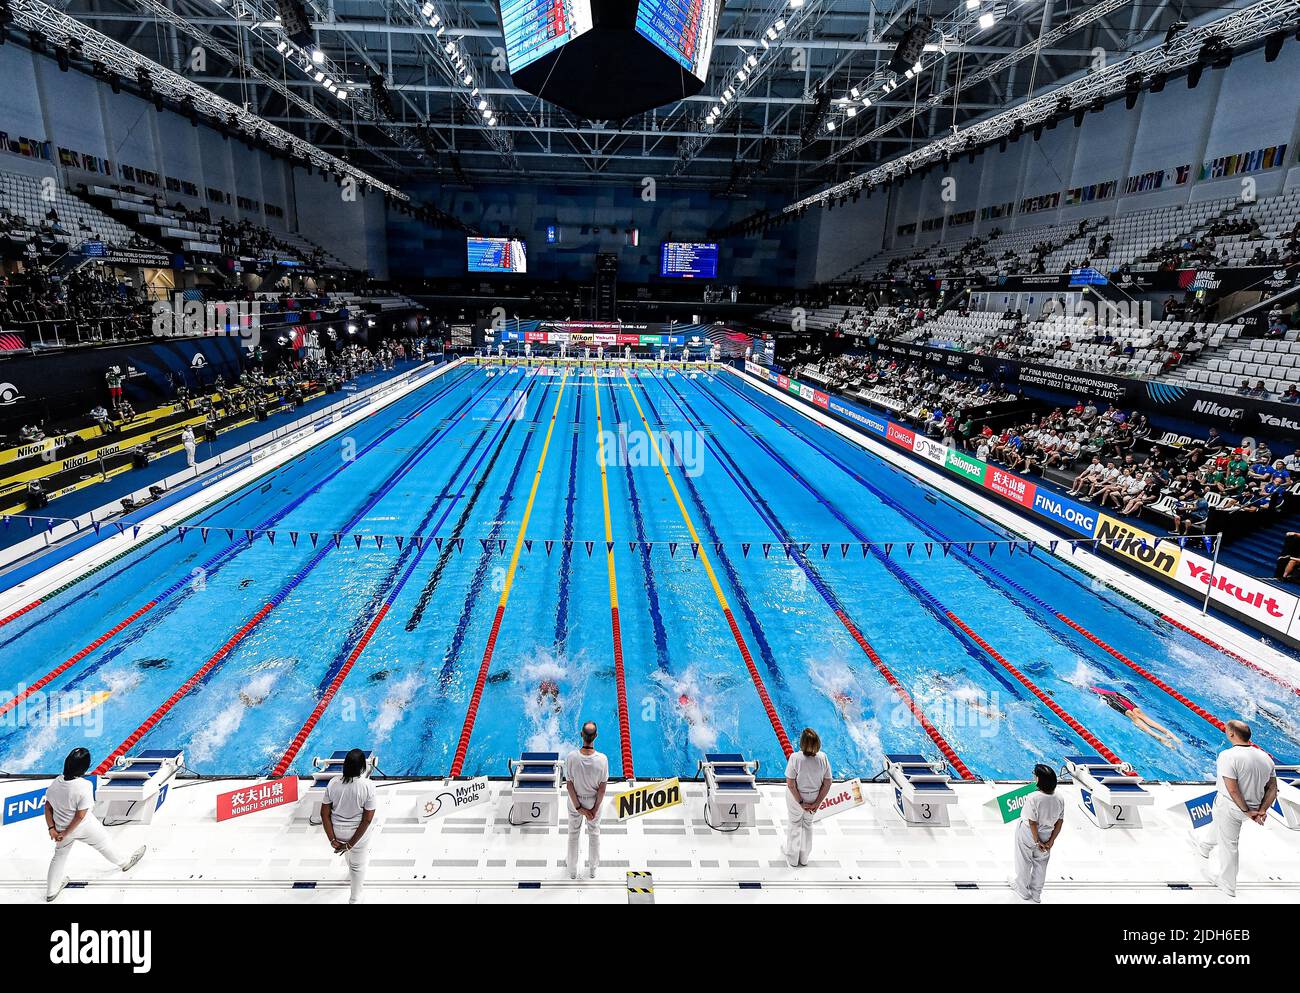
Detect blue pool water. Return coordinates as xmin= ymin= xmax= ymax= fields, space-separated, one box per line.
xmin=2 ymin=364 xmax=1297 ymax=780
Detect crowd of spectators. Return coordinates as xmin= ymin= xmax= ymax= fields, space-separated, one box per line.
xmin=0 ymin=264 xmax=151 ymax=344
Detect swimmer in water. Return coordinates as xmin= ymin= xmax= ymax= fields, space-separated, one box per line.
xmin=538 ymin=678 xmax=561 ymax=715
xmin=933 ymin=675 xmax=1004 ymax=722
xmin=1090 ymin=686 xmax=1179 ymax=748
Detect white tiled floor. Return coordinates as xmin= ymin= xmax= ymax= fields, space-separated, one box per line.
xmin=3 ymin=780 xmax=1295 ymax=904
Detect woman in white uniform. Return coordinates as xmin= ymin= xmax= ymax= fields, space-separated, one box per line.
xmin=784 ymin=728 xmax=833 ymax=868
xmin=1011 ymin=763 xmax=1065 ymax=903
xmin=321 ymin=749 xmax=378 ymax=904
xmin=44 ymin=748 xmax=146 ymax=902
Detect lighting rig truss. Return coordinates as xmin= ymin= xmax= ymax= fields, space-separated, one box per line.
xmin=670 ymin=0 xmax=823 ymax=177
xmin=403 ymin=0 xmax=517 ymax=164
xmin=823 ymin=0 xmax=1132 ymax=167
xmin=822 ymin=0 xmax=1018 ymax=137
xmin=227 ymin=0 xmax=432 ymax=166
xmin=119 ymin=0 xmax=402 ymax=172
xmin=785 ymin=0 xmax=1300 ymax=215
xmin=10 ymin=0 xmax=405 ymax=197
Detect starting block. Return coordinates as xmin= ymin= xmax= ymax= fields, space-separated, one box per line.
xmin=301 ymin=750 xmax=378 ymax=822
xmin=698 ymin=753 xmax=761 ymax=828
xmin=1270 ymin=764 xmax=1300 ymax=829
xmin=886 ymin=753 xmax=957 ymax=826
xmin=93 ymin=749 xmax=183 ymax=825
xmin=508 ymin=752 xmax=563 ymax=826
xmin=1065 ymin=755 xmax=1152 ymax=829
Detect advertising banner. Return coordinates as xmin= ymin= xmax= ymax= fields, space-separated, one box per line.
xmin=995 ymin=782 xmax=1039 ymax=823
xmin=1172 ymin=551 xmax=1300 ymax=635
xmin=1032 ymin=489 xmax=1099 ymax=537
xmin=417 ymin=777 xmax=491 ymax=819
xmin=614 ymin=778 xmax=683 ymax=820
xmin=1094 ymin=515 xmax=1181 ymax=578
xmin=216 ymin=777 xmax=299 ymax=821
xmin=945 ymin=448 xmax=989 ymax=484
xmin=813 ymin=779 xmax=866 ymax=822
xmin=985 ymin=467 xmax=1037 ymax=508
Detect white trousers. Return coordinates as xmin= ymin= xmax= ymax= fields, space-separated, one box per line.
xmin=47 ymin=816 xmax=124 ymax=898
xmin=566 ymin=797 xmax=601 ymax=873
xmin=784 ymin=791 xmax=816 ymax=866
xmin=1012 ymin=822 xmax=1052 ymax=901
xmin=1197 ymin=797 xmax=1248 ymax=895
xmin=335 ymin=826 xmax=372 ymax=904
xmin=184 ymin=441 xmax=196 ymax=467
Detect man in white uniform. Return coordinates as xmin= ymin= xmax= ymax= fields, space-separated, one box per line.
xmin=181 ymin=425 xmax=197 ymax=467
xmin=784 ymin=728 xmax=833 ymax=868
xmin=321 ymin=748 xmax=378 ymax=904
xmin=1011 ymin=764 xmax=1065 ymax=903
xmin=564 ymin=721 xmax=608 ymax=880
xmin=1195 ymin=720 xmax=1277 ymax=897
xmin=44 ymin=748 xmax=146 ymax=901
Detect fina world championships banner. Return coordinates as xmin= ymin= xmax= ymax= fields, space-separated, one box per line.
xmin=869 ymin=341 xmax=1300 ymax=440
xmin=741 ymin=361 xmax=1300 ymax=645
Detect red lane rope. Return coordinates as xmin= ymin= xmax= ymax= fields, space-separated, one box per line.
xmin=610 ymin=605 xmax=634 ymax=779
xmin=945 ymin=611 xmax=1128 ymax=768
xmin=271 ymin=604 xmax=391 ymax=778
xmin=721 ymin=607 xmax=793 ymax=758
xmin=1159 ymin=612 xmax=1299 ymax=697
xmin=834 ymin=610 xmax=976 ymax=781
xmin=94 ymin=602 xmax=275 ymax=774
xmin=450 ymin=603 xmax=508 ymax=775
xmin=0 ymin=601 xmax=159 ymax=718
xmin=0 ymin=598 xmax=43 ymax=628
xmin=1056 ymin=614 xmax=1230 ymax=731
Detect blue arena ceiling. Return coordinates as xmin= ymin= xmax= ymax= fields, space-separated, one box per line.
xmin=60 ymin=0 xmax=1257 ymax=193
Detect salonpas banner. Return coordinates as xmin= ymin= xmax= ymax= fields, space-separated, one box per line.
xmin=995 ymin=783 xmax=1039 ymax=823
xmin=614 ymin=778 xmax=682 ymax=820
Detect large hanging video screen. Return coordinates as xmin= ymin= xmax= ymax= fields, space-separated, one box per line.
xmin=501 ymin=0 xmax=595 ymax=73
xmin=634 ymin=0 xmax=719 ymax=80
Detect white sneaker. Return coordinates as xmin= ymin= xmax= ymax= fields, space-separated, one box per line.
xmin=588 ymin=864 xmax=597 ymax=879
xmin=568 ymin=864 xmax=577 ymax=881
xmin=46 ymin=877 xmax=70 ymax=902
xmin=120 ymin=846 xmax=146 ymax=873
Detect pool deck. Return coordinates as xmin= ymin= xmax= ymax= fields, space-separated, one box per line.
xmin=0 ymin=778 xmax=1295 ymax=904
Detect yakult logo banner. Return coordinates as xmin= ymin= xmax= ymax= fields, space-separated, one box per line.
xmin=813 ymin=779 xmax=865 ymax=822
xmin=1174 ymin=552 xmax=1299 ymax=635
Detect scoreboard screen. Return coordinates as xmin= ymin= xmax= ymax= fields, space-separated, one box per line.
xmin=660 ymin=241 xmax=718 ymax=279
xmin=501 ymin=0 xmax=594 ymax=73
xmin=467 ymin=237 xmax=528 ymax=274
xmin=635 ymin=0 xmax=719 ymax=80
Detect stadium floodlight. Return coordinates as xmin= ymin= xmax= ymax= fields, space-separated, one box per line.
xmin=978 ymin=11 xmax=996 ymax=30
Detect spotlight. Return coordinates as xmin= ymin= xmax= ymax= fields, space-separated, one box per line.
xmin=55 ymin=45 xmax=69 ymax=71
xmin=1124 ymin=72 xmax=1142 ymax=109
xmin=888 ymin=18 xmax=931 ymax=75
xmin=276 ymin=0 xmax=314 ymax=48
xmin=1163 ymin=20 xmax=1187 ymax=47
xmin=1073 ymin=109 xmax=1085 ymax=127
xmin=1149 ymin=71 xmax=1167 ymax=93
xmin=1264 ymin=30 xmax=1285 ymax=62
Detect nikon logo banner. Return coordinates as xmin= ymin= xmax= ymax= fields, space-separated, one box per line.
xmin=1095 ymin=514 xmax=1181 ymax=578
xmin=614 ymin=778 xmax=682 ymax=821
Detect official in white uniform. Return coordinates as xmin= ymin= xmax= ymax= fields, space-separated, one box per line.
xmin=321 ymin=748 xmax=378 ymax=904
xmin=181 ymin=425 xmax=197 ymax=467
xmin=1195 ymin=720 xmax=1278 ymax=897
xmin=564 ymin=721 xmax=608 ymax=880
xmin=784 ymin=728 xmax=833 ymax=868
xmin=1011 ymin=764 xmax=1065 ymax=903
xmin=44 ymin=748 xmax=146 ymax=902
